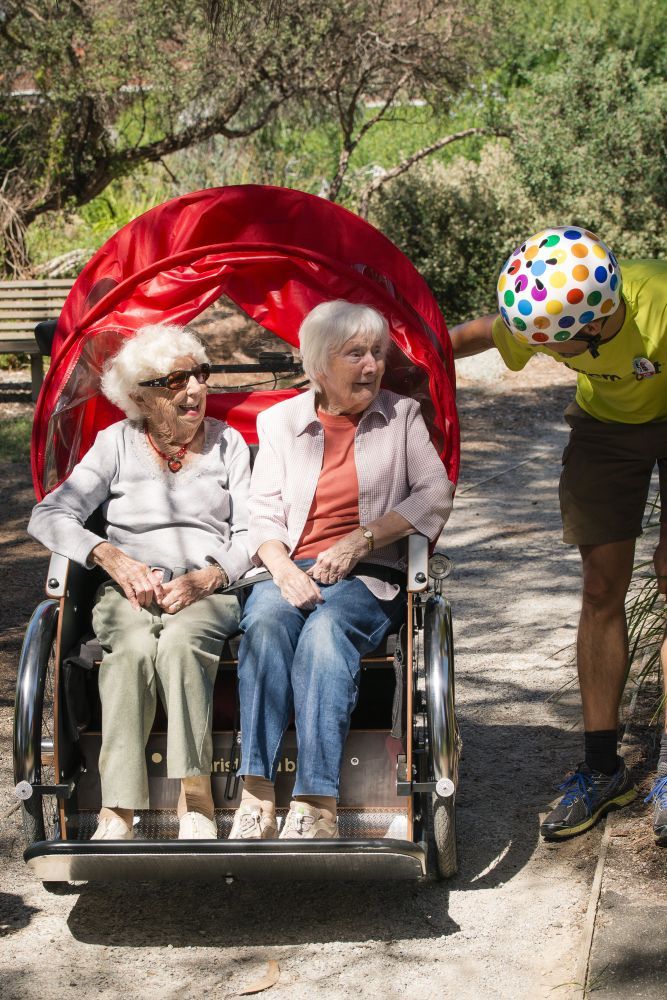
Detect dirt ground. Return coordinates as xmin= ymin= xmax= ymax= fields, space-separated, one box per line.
xmin=0 ymin=338 xmax=665 ymax=999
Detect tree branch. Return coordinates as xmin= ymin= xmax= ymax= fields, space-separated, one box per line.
xmin=357 ymin=126 xmax=505 ymax=218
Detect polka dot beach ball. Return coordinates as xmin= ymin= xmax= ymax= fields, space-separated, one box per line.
xmin=497 ymin=226 xmax=622 ymax=346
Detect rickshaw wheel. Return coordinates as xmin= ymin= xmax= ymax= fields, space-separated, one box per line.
xmin=427 ymin=793 xmax=457 ymax=879
xmin=419 ymin=593 xmax=460 ymax=879
xmin=15 ymin=601 xmax=63 ymax=847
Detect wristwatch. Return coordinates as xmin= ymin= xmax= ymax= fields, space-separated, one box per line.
xmin=359 ymin=526 xmax=374 ymax=553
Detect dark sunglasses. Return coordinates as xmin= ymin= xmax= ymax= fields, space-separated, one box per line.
xmin=138 ymin=363 xmax=211 ymax=391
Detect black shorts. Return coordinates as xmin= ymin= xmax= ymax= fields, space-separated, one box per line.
xmin=559 ymin=403 xmax=667 ymax=546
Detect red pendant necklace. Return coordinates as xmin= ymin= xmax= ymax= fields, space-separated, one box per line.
xmin=146 ymin=432 xmax=189 ymax=473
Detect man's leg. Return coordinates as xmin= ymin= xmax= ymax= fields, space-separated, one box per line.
xmin=578 ymin=539 xmax=635 ymax=740
xmin=540 ymin=539 xmax=638 ymax=839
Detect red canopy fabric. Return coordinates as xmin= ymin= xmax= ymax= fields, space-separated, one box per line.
xmin=32 ymin=185 xmax=458 ymax=497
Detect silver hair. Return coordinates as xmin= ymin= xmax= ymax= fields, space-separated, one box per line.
xmin=101 ymin=323 xmax=208 ymax=421
xmin=298 ymin=300 xmax=390 ymax=391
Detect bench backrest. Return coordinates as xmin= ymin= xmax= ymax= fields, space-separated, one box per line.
xmin=0 ymin=279 xmax=72 ymax=349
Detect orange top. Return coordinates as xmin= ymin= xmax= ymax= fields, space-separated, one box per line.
xmin=293 ymin=409 xmax=360 ymax=560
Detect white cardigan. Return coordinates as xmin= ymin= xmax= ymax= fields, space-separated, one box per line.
xmin=248 ymin=389 xmax=454 ymax=599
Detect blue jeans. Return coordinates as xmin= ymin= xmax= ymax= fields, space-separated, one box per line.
xmin=237 ymin=563 xmax=405 ymax=798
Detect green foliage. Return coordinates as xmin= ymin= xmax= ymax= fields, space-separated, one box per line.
xmin=375 ymin=37 xmax=667 ymax=324
xmin=0 ymin=417 xmax=32 ymax=464
xmin=374 ymin=144 xmax=537 ymax=323
xmin=497 ymin=0 xmax=667 ymax=87
xmin=508 ymin=41 xmax=667 ymax=257
xmin=0 ymin=353 xmax=30 ymax=370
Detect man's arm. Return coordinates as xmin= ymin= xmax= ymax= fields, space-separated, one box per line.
xmin=449 ymin=314 xmax=498 ymax=359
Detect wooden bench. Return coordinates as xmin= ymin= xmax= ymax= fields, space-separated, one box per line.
xmin=0 ymin=279 xmax=73 ymax=400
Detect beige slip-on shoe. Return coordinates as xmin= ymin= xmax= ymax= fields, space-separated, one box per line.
xmin=90 ymin=815 xmax=135 ymax=841
xmin=178 ymin=811 xmax=218 ymax=840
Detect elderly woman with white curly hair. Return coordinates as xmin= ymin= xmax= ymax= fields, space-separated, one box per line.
xmin=229 ymin=299 xmax=454 ymax=842
xmin=29 ymin=324 xmax=251 ymax=841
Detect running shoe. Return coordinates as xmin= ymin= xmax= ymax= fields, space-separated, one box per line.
xmin=644 ymin=775 xmax=667 ymax=846
xmin=540 ymin=759 xmax=637 ymax=840
xmin=228 ymin=803 xmax=277 ymax=840
xmin=279 ymin=802 xmax=339 ymax=839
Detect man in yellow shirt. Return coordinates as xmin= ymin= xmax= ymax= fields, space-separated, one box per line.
xmin=450 ymin=227 xmax=667 ymax=844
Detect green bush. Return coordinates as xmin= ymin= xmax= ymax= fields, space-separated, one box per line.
xmin=375 ymin=40 xmax=667 ymax=325
xmin=374 ymin=144 xmax=537 ymax=324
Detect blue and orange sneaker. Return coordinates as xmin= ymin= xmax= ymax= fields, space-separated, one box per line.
xmin=644 ymin=776 xmax=667 ymax=846
xmin=540 ymin=759 xmax=637 ymax=840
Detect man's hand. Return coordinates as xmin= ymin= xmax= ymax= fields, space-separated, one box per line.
xmin=159 ymin=566 xmax=225 ymax=614
xmin=307 ymin=531 xmax=367 ymax=585
xmin=653 ymin=536 xmax=667 ymax=600
xmin=91 ymin=542 xmax=163 ymax=610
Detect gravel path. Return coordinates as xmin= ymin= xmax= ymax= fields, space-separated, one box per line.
xmin=0 ymin=357 xmax=624 ymax=999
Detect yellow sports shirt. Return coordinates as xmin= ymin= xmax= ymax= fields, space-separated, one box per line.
xmin=492 ymin=260 xmax=667 ymax=423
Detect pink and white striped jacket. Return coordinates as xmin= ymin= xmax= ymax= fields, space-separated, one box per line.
xmin=248 ymin=388 xmax=454 ymax=599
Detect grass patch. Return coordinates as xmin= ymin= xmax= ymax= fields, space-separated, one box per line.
xmin=0 ymin=417 xmax=32 ymax=463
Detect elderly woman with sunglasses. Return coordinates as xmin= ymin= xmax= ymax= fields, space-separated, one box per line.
xmin=29 ymin=323 xmax=251 ymax=841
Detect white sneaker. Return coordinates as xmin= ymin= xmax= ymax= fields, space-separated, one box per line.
xmin=90 ymin=815 xmax=135 ymax=841
xmin=279 ymin=802 xmax=339 ymax=840
xmin=178 ymin=811 xmax=218 ymax=840
xmin=228 ymin=804 xmax=278 ymax=840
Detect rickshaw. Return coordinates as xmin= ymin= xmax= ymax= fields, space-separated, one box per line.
xmin=13 ymin=185 xmax=461 ymax=884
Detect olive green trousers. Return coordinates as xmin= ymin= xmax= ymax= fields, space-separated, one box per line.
xmin=92 ymin=582 xmax=240 ymax=810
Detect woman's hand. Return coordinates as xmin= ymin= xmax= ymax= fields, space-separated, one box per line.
xmin=159 ymin=566 xmax=226 ymax=614
xmin=273 ymin=560 xmax=323 ymax=610
xmin=91 ymin=542 xmax=164 ymax=610
xmin=308 ymin=531 xmax=367 ymax=585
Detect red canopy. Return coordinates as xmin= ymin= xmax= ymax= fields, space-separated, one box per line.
xmin=32 ymin=185 xmax=458 ymax=498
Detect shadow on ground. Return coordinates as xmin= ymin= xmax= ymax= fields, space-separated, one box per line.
xmin=52 ymin=718 xmax=598 ymax=949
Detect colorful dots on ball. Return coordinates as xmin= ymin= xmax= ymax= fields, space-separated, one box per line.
xmin=567 ymin=288 xmax=584 ymax=304
xmin=594 ymin=265 xmax=608 ymax=283
xmin=558 ymin=315 xmax=576 ymax=329
xmin=542 ymin=234 xmax=561 ymax=247
xmin=554 ymin=331 xmax=572 ymax=341
xmin=515 ymin=274 xmax=528 ymax=292
xmin=600 ymin=298 xmax=615 ymax=314
xmin=572 ymin=264 xmax=589 ymax=282
xmin=533 ymin=316 xmax=551 ymax=330
xmin=587 ymin=290 xmax=602 ymax=305
xmin=513 ymin=317 xmax=527 ymax=331
xmin=610 ymin=274 xmax=619 ymax=291
xmin=531 ymin=286 xmax=547 ymax=302
xmin=578 ymin=311 xmax=595 ymax=324
xmin=525 ymin=245 xmax=538 ymax=260
xmin=504 ymin=290 xmax=515 ymax=306
xmin=571 ymin=243 xmax=588 ymax=258
xmin=531 ymin=260 xmax=546 ymax=277
xmin=518 ymin=299 xmax=533 ymax=316
xmin=549 ymin=271 xmax=567 ymax=288
xmin=498 ymin=274 xmax=507 ymax=292
xmin=563 ymin=229 xmax=582 ymax=240
xmin=592 ymin=244 xmax=606 ymax=259
xmin=546 ymin=300 xmax=563 ymax=315
xmin=532 ymin=332 xmax=550 ymax=342
xmin=508 ymin=260 xmax=521 ymax=275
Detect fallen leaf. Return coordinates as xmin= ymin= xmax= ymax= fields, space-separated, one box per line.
xmin=236 ymin=960 xmax=280 ymax=996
